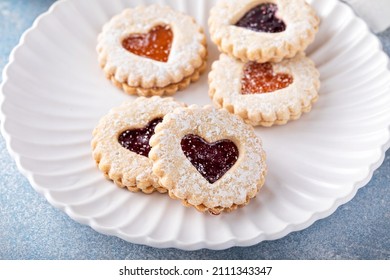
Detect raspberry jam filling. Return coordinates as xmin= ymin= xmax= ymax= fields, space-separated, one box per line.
xmin=122 ymin=25 xmax=173 ymax=62
xmin=118 ymin=118 xmax=163 ymax=157
xmin=241 ymin=62 xmax=293 ymax=94
xmin=181 ymin=134 xmax=239 ymax=184
xmin=235 ymin=3 xmax=286 ymax=33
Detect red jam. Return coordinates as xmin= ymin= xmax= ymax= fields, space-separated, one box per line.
xmin=241 ymin=62 xmax=293 ymax=94
xmin=181 ymin=134 xmax=239 ymax=184
xmin=122 ymin=25 xmax=173 ymax=62
xmin=235 ymin=3 xmax=286 ymax=33
xmin=118 ymin=118 xmax=163 ymax=157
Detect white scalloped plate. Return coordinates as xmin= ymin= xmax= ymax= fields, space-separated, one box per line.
xmin=1 ymin=0 xmax=390 ymax=250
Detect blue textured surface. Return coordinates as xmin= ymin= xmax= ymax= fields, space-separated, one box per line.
xmin=0 ymin=0 xmax=390 ymax=260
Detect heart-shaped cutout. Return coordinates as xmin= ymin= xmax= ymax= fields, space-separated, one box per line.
xmin=118 ymin=118 xmax=163 ymax=157
xmin=122 ymin=25 xmax=173 ymax=62
xmin=235 ymin=3 xmax=286 ymax=33
xmin=241 ymin=62 xmax=293 ymax=94
xmin=181 ymin=134 xmax=239 ymax=184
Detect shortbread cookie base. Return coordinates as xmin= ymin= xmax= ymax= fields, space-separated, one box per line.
xmin=208 ymin=0 xmax=320 ymax=63
xmin=106 ymin=60 xmax=207 ymax=97
xmin=97 ymin=4 xmax=207 ymax=95
xmin=91 ymin=96 xmax=184 ymax=193
xmin=209 ymin=53 xmax=320 ymax=127
xmin=171 ymin=180 xmax=266 ymax=215
xmin=149 ymin=105 xmax=267 ymax=215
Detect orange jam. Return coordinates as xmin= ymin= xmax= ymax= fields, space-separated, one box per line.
xmin=241 ymin=62 xmax=293 ymax=94
xmin=122 ymin=25 xmax=173 ymax=63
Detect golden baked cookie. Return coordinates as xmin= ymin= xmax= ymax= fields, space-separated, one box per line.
xmin=149 ymin=105 xmax=267 ymax=215
xmin=97 ymin=4 xmax=207 ymax=96
xmin=209 ymin=53 xmax=320 ymax=127
xmin=91 ymin=96 xmax=184 ymax=193
xmin=208 ymin=0 xmax=320 ymax=63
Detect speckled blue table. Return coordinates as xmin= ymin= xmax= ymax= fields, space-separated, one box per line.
xmin=1 ymin=0 xmax=390 ymax=260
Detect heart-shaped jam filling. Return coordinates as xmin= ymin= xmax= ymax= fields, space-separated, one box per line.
xmin=235 ymin=3 xmax=286 ymax=33
xmin=181 ymin=134 xmax=239 ymax=184
xmin=118 ymin=118 xmax=163 ymax=157
xmin=241 ymin=62 xmax=293 ymax=94
xmin=122 ymin=25 xmax=173 ymax=62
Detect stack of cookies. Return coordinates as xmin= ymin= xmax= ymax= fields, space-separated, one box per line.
xmin=208 ymin=0 xmax=321 ymax=126
xmin=92 ymin=96 xmax=267 ymax=215
xmin=93 ymin=4 xmax=267 ymax=215
xmin=92 ymin=0 xmax=321 ymax=215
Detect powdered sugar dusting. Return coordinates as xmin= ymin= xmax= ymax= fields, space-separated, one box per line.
xmin=149 ymin=105 xmax=267 ymax=211
xmin=209 ymin=0 xmax=320 ymax=62
xmin=97 ymin=4 xmax=207 ymax=88
xmin=209 ymin=53 xmax=320 ymax=125
xmin=92 ymin=97 xmax=184 ymax=192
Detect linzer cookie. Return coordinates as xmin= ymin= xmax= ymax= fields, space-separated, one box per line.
xmin=97 ymin=4 xmax=207 ymax=96
xmin=91 ymin=97 xmax=184 ymax=193
xmin=208 ymin=0 xmax=320 ymax=63
xmin=149 ymin=105 xmax=267 ymax=215
xmin=209 ymin=53 xmax=320 ymax=126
